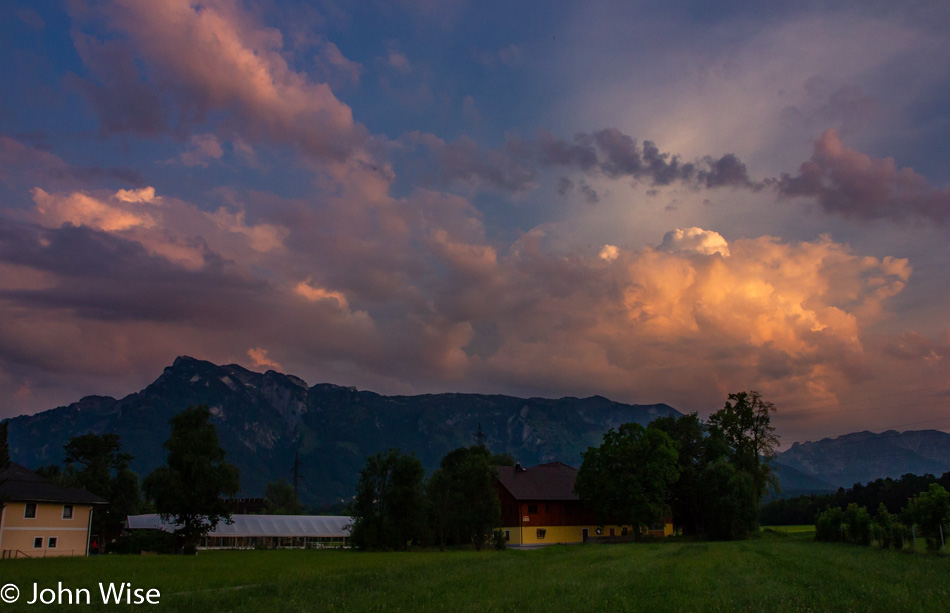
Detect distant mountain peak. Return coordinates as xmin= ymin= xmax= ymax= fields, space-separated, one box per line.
xmin=7 ymin=357 xmax=682 ymax=507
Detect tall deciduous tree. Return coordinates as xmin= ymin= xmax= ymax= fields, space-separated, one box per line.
xmin=348 ymin=449 xmax=426 ymax=550
xmin=574 ymin=423 xmax=679 ymax=534
xmin=61 ymin=433 xmax=143 ymax=547
xmin=427 ymin=446 xmax=501 ymax=550
xmin=708 ymin=390 xmax=779 ymax=500
xmin=649 ymin=412 xmax=727 ymax=536
xmin=263 ymin=478 xmax=302 ymax=515
xmin=143 ymin=405 xmax=240 ymax=553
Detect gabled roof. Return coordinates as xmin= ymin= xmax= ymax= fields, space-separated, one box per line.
xmin=127 ymin=514 xmax=352 ymax=537
xmin=495 ymin=463 xmax=579 ymax=501
xmin=0 ymin=463 xmax=108 ymax=505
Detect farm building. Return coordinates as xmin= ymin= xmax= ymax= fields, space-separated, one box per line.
xmin=0 ymin=463 xmax=107 ymax=558
xmin=126 ymin=514 xmax=352 ymax=549
xmin=495 ymin=462 xmax=673 ymax=546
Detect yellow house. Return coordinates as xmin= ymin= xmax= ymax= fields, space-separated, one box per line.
xmin=495 ymin=462 xmax=674 ymax=546
xmin=0 ymin=463 xmax=106 ymax=558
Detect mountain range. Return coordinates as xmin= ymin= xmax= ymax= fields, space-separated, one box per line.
xmin=7 ymin=356 xmax=950 ymax=507
xmin=6 ymin=356 xmax=679 ymax=508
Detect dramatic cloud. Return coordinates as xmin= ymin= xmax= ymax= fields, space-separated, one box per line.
xmin=659 ymin=227 xmax=730 ymax=257
xmin=73 ymin=0 xmax=367 ymax=162
xmin=778 ymin=129 xmax=950 ymax=224
xmin=539 ymin=129 xmax=758 ymax=189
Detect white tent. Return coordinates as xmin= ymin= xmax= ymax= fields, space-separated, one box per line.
xmin=126 ymin=514 xmax=352 ymax=549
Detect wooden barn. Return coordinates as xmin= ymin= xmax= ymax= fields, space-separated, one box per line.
xmin=494 ymin=462 xmax=672 ymax=546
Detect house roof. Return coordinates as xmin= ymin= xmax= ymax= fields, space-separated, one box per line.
xmin=0 ymin=463 xmax=108 ymax=505
xmin=127 ymin=514 xmax=352 ymax=538
xmin=495 ymin=463 xmax=579 ymax=501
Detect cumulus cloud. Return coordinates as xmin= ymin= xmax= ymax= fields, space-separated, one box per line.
xmin=658 ymin=227 xmax=730 ymax=257
xmin=73 ymin=0 xmax=367 ymax=162
xmin=777 ymin=129 xmax=950 ymax=224
xmin=114 ymin=186 xmax=159 ymax=203
xmin=598 ymin=244 xmax=619 ymax=261
xmin=31 ymin=188 xmax=157 ymax=232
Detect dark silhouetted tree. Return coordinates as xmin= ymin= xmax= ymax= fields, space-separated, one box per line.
xmin=427 ymin=446 xmax=501 ymax=550
xmin=575 ymin=423 xmax=679 ymax=534
xmin=60 ymin=433 xmax=143 ymax=548
xmin=263 ymin=478 xmax=302 ymax=515
xmin=348 ymin=449 xmax=426 ymax=550
xmin=143 ymin=405 xmax=240 ymax=553
xmin=708 ymin=390 xmax=779 ymax=501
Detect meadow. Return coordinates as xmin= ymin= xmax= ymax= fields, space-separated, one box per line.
xmin=1 ymin=533 xmax=947 ymax=612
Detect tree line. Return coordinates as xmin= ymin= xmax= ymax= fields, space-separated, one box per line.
xmin=814 ymin=484 xmax=950 ymax=552
xmin=350 ymin=390 xmax=782 ymax=548
xmin=759 ymin=471 xmax=950 ymax=526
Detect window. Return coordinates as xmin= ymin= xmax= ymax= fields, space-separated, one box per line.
xmin=33 ymin=537 xmax=43 ymax=549
xmin=527 ymin=504 xmax=538 ymax=513
xmin=48 ymin=537 xmax=58 ymax=549
xmin=24 ymin=503 xmax=37 ymax=518
xmin=504 ymin=530 xmax=510 ymax=541
xmin=621 ymin=526 xmax=628 ymax=536
xmin=595 ymin=527 xmax=604 ymax=535
xmin=536 ymin=529 xmax=546 ymax=539
xmin=63 ymin=505 xmax=73 ymax=519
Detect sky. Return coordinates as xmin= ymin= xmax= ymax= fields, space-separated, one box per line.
xmin=1 ymin=0 xmax=949 ymax=446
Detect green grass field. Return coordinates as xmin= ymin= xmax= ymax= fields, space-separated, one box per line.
xmin=1 ymin=533 xmax=947 ymax=612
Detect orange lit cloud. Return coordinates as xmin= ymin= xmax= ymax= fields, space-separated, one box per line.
xmin=247 ymin=347 xmax=281 ymax=371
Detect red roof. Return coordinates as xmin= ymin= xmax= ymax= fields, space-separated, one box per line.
xmin=495 ymin=463 xmax=579 ymax=501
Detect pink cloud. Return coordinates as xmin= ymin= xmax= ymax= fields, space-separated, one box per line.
xmin=74 ymin=0 xmax=367 ymax=162
xmin=778 ymin=129 xmax=950 ymax=223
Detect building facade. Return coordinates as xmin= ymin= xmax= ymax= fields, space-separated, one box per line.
xmin=0 ymin=464 xmax=106 ymax=558
xmin=495 ymin=462 xmax=673 ymax=546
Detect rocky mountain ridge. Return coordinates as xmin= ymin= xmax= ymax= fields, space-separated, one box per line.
xmin=7 ymin=356 xmax=680 ymax=507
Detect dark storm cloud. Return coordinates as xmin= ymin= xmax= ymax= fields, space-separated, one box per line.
xmin=777 ymin=129 xmax=950 ymax=224
xmin=0 ymin=218 xmax=268 ymax=324
xmin=539 ymin=128 xmax=756 ymax=189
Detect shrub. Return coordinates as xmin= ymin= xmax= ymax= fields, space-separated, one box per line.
xmin=843 ymin=503 xmax=872 ymax=546
xmin=815 ymin=506 xmax=844 ymax=542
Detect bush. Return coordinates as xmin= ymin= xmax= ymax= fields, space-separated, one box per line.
xmin=108 ymin=530 xmax=175 ymax=555
xmin=815 ymin=506 xmax=844 ymax=542
xmin=843 ymin=503 xmax=872 ymax=546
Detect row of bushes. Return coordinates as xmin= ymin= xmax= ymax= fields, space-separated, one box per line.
xmin=815 ymin=483 xmax=950 ymax=552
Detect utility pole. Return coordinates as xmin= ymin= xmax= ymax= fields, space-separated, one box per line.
xmin=293 ymin=451 xmax=303 ymax=498
xmin=474 ymin=423 xmax=486 ymax=448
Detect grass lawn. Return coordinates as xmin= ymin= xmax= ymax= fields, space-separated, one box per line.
xmin=1 ymin=534 xmax=947 ymax=612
